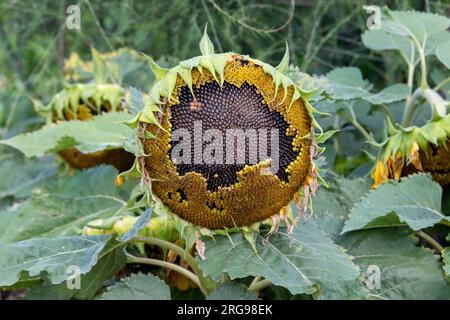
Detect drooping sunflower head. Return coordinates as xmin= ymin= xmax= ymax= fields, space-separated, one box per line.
xmin=34 ymin=49 xmax=149 ymax=171
xmin=38 ymin=48 xmax=151 ymax=123
xmin=37 ymin=83 xmax=123 ymax=123
xmin=372 ymin=115 xmax=450 ymax=188
xmin=133 ymin=28 xmax=320 ymax=230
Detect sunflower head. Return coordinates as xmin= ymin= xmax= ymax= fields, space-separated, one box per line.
xmin=132 ymin=28 xmax=321 ymax=230
xmin=37 ymin=83 xmax=123 ymax=123
xmin=34 ymin=49 xmax=148 ymax=171
xmin=372 ymin=115 xmax=450 ymax=188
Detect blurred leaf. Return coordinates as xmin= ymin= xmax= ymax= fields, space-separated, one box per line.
xmin=362 ymin=28 xmax=412 ymax=59
xmin=0 ymin=235 xmax=110 ymax=287
xmin=383 ymin=10 xmax=450 ymax=46
xmin=119 ymin=207 xmax=153 ymax=242
xmin=435 ymin=41 xmax=450 ymax=69
xmin=339 ymin=228 xmax=450 ymax=299
xmin=0 ymin=166 xmax=132 ymax=243
xmin=0 ymin=112 xmax=132 ymax=157
xmin=208 ymin=282 xmax=258 ymax=300
xmin=327 ymin=67 xmax=371 ymax=101
xmin=24 ymin=238 xmax=126 ymax=300
xmin=364 ymin=84 xmax=409 ymax=105
xmin=327 ymin=67 xmax=408 ymax=104
xmin=199 ymin=223 xmax=366 ymax=299
xmin=0 ymin=151 xmax=57 ymax=199
xmin=100 ymin=273 xmax=171 ymax=300
xmin=342 ymin=174 xmax=446 ymax=233
xmin=443 ymin=248 xmax=450 ymax=277
xmin=309 ymin=174 xmax=370 ymax=239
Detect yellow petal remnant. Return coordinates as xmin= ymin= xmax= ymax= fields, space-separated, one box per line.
xmin=407 ymin=142 xmax=423 ymax=171
xmin=115 ymin=175 xmax=124 ymax=187
xmin=371 ymin=114 xmax=450 ymax=187
xmin=371 ymin=160 xmax=389 ymax=188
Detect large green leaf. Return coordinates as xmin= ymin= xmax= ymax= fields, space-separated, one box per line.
xmin=0 ymin=235 xmax=110 ymax=287
xmin=364 ymin=84 xmax=410 ymax=105
xmin=24 ymin=239 xmax=126 ymax=300
xmin=100 ymin=272 xmax=171 ymax=300
xmin=362 ymin=29 xmax=412 ymax=59
xmin=339 ymin=228 xmax=450 ymax=299
xmin=309 ymin=174 xmax=370 ymax=239
xmin=436 ymin=41 xmax=450 ymax=69
xmin=342 ymin=174 xmax=447 ymax=233
xmin=327 ymin=67 xmax=408 ymax=104
xmin=0 ymin=151 xmax=57 ymax=199
xmin=119 ymin=207 xmax=153 ymax=242
xmin=0 ymin=112 xmax=132 ymax=157
xmin=327 ymin=67 xmax=371 ymax=101
xmin=363 ymin=10 xmax=450 ymax=62
xmin=0 ymin=166 xmax=132 ymax=243
xmin=199 ymin=223 xmax=365 ymax=299
xmin=384 ymin=10 xmax=450 ymax=46
xmin=208 ymin=283 xmax=258 ymax=300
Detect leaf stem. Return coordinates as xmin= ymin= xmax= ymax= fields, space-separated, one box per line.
xmin=333 ymin=115 xmax=343 ymax=155
xmin=401 ymin=88 xmax=422 ymax=127
xmin=344 ymin=105 xmax=374 ymax=143
xmin=249 ymin=275 xmax=262 ymax=288
xmin=434 ymin=77 xmax=450 ymax=91
xmin=409 ymin=36 xmax=428 ymax=90
xmin=126 ymin=254 xmax=204 ymax=294
xmin=248 ymin=279 xmax=272 ymax=292
xmin=416 ymin=231 xmax=444 ymax=253
xmin=129 ymin=236 xmax=199 ymax=276
xmin=128 ymin=236 xmax=215 ymax=295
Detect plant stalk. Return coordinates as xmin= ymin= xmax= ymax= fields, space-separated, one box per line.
xmin=401 ymin=88 xmax=422 ymax=127
xmin=126 ymin=254 xmax=205 ymax=294
xmin=129 ymin=236 xmax=215 ymax=295
xmin=416 ymin=231 xmax=444 ymax=253
xmin=248 ymin=279 xmax=272 ymax=292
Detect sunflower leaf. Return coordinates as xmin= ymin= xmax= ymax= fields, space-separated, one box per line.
xmin=0 ymin=112 xmax=132 ymax=157
xmin=364 ymin=84 xmax=410 ymax=105
xmin=339 ymin=228 xmax=450 ymax=299
xmin=198 ymin=222 xmax=365 ymax=299
xmin=208 ymin=283 xmax=259 ymax=300
xmin=443 ymin=248 xmax=450 ymax=277
xmin=0 ymin=166 xmax=132 ymax=243
xmin=342 ymin=174 xmax=447 ymax=233
xmin=119 ymin=207 xmax=153 ymax=242
xmin=0 ymin=235 xmax=110 ymax=287
xmin=362 ymin=28 xmax=412 ymax=60
xmin=435 ymin=41 xmax=450 ymax=69
xmin=23 ymin=237 xmax=126 ymax=300
xmin=383 ymin=10 xmax=450 ymax=47
xmin=327 ymin=67 xmax=408 ymax=104
xmin=100 ymin=272 xmax=171 ymax=300
xmin=0 ymin=151 xmax=57 ymax=200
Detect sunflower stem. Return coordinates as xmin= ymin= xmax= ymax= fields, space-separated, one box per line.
xmin=401 ymin=88 xmax=422 ymax=127
xmin=416 ymin=231 xmax=444 ymax=253
xmin=128 ymin=236 xmax=215 ymax=296
xmin=434 ymin=77 xmax=450 ymax=91
xmin=248 ymin=279 xmax=272 ymax=292
xmin=125 ymin=254 xmax=205 ymax=294
xmin=249 ymin=275 xmax=262 ymax=288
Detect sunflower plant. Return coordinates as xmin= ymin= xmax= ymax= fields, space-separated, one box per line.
xmin=360 ymin=9 xmax=450 ymax=187
xmin=0 ymin=6 xmax=449 ymax=301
